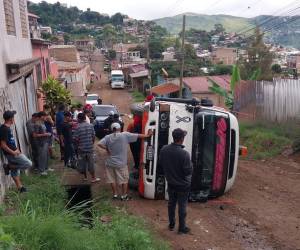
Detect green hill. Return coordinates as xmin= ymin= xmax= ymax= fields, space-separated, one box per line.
xmin=154 ymin=13 xmax=300 ymax=48
xmin=154 ymin=13 xmax=253 ymax=34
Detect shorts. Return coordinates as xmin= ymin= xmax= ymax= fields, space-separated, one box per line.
xmin=106 ymin=167 xmax=129 ymax=185
xmin=6 ymin=154 xmax=32 ymax=177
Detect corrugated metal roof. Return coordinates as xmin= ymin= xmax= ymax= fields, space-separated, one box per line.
xmin=183 ymin=75 xmax=231 ymax=93
xmin=151 ymin=83 xmax=180 ymax=95
xmin=130 ymin=70 xmax=149 ymax=78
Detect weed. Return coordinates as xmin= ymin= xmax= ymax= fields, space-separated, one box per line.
xmin=1 ymin=173 xmax=169 ymax=250
xmin=239 ymin=121 xmax=296 ymax=159
xmin=132 ymin=91 xmax=145 ymax=103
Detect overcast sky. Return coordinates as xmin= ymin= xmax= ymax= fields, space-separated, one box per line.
xmin=30 ymin=0 xmax=299 ymax=20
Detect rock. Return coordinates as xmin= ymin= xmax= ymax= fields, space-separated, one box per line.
xmin=219 ymin=205 xmax=224 ymax=210
xmin=194 ymin=220 xmax=201 ymax=225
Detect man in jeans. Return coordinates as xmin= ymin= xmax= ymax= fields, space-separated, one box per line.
xmin=0 ymin=111 xmax=32 ymax=192
xmin=73 ymin=113 xmax=100 ymax=182
xmin=159 ymin=128 xmax=193 ymax=234
xmin=33 ymin=111 xmax=52 ymax=176
xmin=98 ymin=123 xmax=152 ymax=201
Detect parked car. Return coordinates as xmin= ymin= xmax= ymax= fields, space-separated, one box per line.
xmin=93 ymin=105 xmax=123 ymax=139
xmin=85 ymin=94 xmax=99 ymax=105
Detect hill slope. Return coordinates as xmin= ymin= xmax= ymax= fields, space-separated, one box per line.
xmin=154 ymin=13 xmax=253 ymax=34
xmin=154 ymin=13 xmax=300 ymax=48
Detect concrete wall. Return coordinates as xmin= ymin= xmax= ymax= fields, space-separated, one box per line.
xmin=0 ymin=0 xmax=34 ymax=201
xmin=0 ymin=0 xmax=32 ymax=88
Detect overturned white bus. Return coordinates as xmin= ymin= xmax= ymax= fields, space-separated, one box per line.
xmin=134 ymin=98 xmax=245 ymax=202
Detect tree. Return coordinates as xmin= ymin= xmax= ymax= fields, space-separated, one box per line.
xmin=102 ymin=24 xmax=117 ymax=48
xmin=63 ymin=33 xmax=71 ymax=44
xmin=209 ymin=64 xmax=241 ymax=110
xmin=108 ymin=50 xmax=116 ymax=60
xmin=42 ymin=76 xmax=71 ymax=112
xmin=111 ymin=13 xmax=124 ymax=26
xmin=239 ymin=26 xmax=274 ymax=80
xmin=213 ymin=23 xmax=225 ymax=34
xmin=271 ymin=64 xmax=282 ymax=74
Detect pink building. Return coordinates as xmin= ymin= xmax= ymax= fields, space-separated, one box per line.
xmin=28 ymin=13 xmax=58 ymax=110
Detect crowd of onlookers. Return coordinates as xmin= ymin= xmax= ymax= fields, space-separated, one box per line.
xmin=0 ymin=89 xmax=193 ymax=234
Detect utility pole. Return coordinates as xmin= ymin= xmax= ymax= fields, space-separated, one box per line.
xmin=179 ymin=14 xmax=186 ymax=98
xmin=146 ymin=32 xmax=152 ymax=88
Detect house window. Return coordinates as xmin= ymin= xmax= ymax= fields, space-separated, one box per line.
xmin=19 ymin=0 xmax=28 ymax=38
xmin=3 ymin=0 xmax=16 ymax=35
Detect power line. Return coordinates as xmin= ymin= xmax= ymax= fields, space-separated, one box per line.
xmin=236 ymin=5 xmax=300 ymax=36
xmin=235 ymin=0 xmax=300 ymax=35
xmin=241 ymin=14 xmax=300 ymax=42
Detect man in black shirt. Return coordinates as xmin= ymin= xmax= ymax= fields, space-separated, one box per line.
xmin=0 ymin=111 xmax=32 ymax=192
xmin=60 ymin=112 xmax=75 ymax=166
xmin=159 ymin=128 xmax=193 ymax=234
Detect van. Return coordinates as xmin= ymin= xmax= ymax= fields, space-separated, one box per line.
xmin=136 ymin=98 xmax=244 ymax=202
xmin=110 ymin=70 xmax=125 ymax=89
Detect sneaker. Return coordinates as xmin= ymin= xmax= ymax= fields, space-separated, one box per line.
xmin=40 ymin=171 xmax=48 ymax=176
xmin=112 ymin=195 xmax=119 ymax=200
xmin=19 ymin=186 xmax=27 ymax=193
xmin=47 ymin=168 xmax=55 ymax=172
xmin=91 ymin=177 xmax=101 ymax=183
xmin=178 ymin=227 xmax=191 ymax=235
xmin=120 ymin=194 xmax=132 ymax=201
xmin=3 ymin=164 xmax=10 ymax=175
xmin=168 ymin=223 xmax=175 ymax=231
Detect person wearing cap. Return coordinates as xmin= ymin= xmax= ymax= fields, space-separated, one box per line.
xmin=33 ymin=111 xmax=52 ymax=176
xmin=26 ymin=113 xmax=39 ymax=170
xmin=98 ymin=122 xmax=152 ymax=201
xmin=73 ymin=113 xmax=100 ymax=183
xmin=60 ymin=112 xmax=75 ymax=167
xmin=0 ymin=111 xmax=32 ymax=192
xmin=159 ymin=128 xmax=193 ymax=234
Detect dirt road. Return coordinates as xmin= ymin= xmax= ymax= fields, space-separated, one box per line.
xmin=90 ymin=52 xmax=300 ymax=250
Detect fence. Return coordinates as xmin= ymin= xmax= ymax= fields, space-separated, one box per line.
xmin=234 ymin=79 xmax=300 ymax=122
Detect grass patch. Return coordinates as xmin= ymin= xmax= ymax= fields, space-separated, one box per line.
xmin=239 ymin=121 xmax=300 ymax=159
xmin=0 ymin=173 xmax=169 ymax=250
xmin=132 ymin=91 xmax=145 ymax=103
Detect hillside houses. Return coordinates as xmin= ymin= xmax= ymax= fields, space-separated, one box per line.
xmin=49 ymin=45 xmax=91 ymax=99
